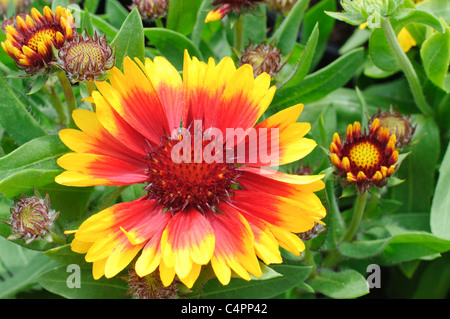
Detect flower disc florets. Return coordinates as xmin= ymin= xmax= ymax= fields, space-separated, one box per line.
xmin=57 ymin=32 xmax=115 ymax=83
xmin=1 ymin=6 xmax=75 ymax=74
xmin=239 ymin=40 xmax=286 ymax=77
xmin=330 ymin=118 xmax=399 ymax=192
xmin=2 ymin=191 xmax=59 ymax=244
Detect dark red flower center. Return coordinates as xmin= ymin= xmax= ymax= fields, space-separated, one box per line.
xmin=144 ymin=137 xmax=240 ymax=213
xmin=342 ymin=137 xmax=384 ymax=178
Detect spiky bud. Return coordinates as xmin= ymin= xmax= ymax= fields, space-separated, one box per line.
xmin=2 ymin=190 xmax=59 ymax=244
xmin=369 ymin=107 xmax=416 ymax=148
xmin=267 ymin=0 xmax=298 ymax=15
xmin=57 ymin=32 xmax=115 ymax=83
xmin=132 ymin=0 xmax=169 ymax=20
xmin=123 ymin=269 xmax=180 ymax=299
xmin=239 ymin=40 xmax=286 ymax=77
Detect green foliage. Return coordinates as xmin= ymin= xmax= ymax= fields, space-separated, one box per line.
xmin=0 ymin=0 xmax=448 ymax=301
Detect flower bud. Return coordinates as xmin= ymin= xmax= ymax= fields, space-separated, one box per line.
xmin=239 ymin=40 xmax=286 ymax=77
xmin=123 ymin=268 xmax=180 ymax=299
xmin=267 ymin=0 xmax=298 ymax=16
xmin=57 ymin=32 xmax=115 ymax=83
xmin=132 ymin=0 xmax=169 ymax=20
xmin=2 ymin=190 xmax=59 ymax=244
xmin=369 ymin=107 xmax=415 ymax=148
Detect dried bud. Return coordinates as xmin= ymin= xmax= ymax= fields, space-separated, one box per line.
xmin=123 ymin=268 xmax=180 ymax=299
xmin=2 ymin=190 xmax=59 ymax=244
xmin=267 ymin=0 xmax=298 ymax=15
xmin=132 ymin=0 xmax=169 ymax=20
xmin=299 ymin=222 xmax=326 ymax=241
xmin=57 ymin=32 xmax=115 ymax=83
xmin=239 ymin=40 xmax=286 ymax=77
xmin=369 ymin=107 xmax=416 ymax=148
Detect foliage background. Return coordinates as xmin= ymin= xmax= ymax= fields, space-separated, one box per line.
xmin=0 ymin=0 xmax=449 ymax=299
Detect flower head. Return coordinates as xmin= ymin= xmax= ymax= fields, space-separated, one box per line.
xmin=205 ymin=0 xmax=266 ymax=23
xmin=56 ymin=51 xmax=326 ymax=288
xmin=330 ymin=118 xmax=399 ymax=193
xmin=1 ymin=6 xmax=75 ymax=74
xmin=369 ymin=107 xmax=415 ymax=148
xmin=2 ymin=190 xmax=59 ymax=244
xmin=132 ymin=0 xmax=169 ymax=20
xmin=57 ymin=32 xmax=115 ymax=83
xmin=239 ymin=40 xmax=286 ymax=77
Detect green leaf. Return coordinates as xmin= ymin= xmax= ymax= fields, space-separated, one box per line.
xmin=0 ymin=135 xmax=68 ymax=198
xmin=198 ymin=265 xmax=312 ymax=299
xmin=339 ymin=239 xmax=389 ymax=259
xmin=396 ymin=9 xmax=445 ymax=33
xmin=272 ymin=48 xmax=365 ymax=109
xmin=382 ymin=232 xmax=450 ymax=262
xmin=307 ymin=269 xmax=369 ymax=299
xmin=431 ymin=141 xmax=450 ymax=240
xmin=44 ymin=244 xmax=91 ymax=268
xmin=242 ymin=4 xmax=267 ymax=46
xmin=324 ymin=12 xmax=366 ymax=26
xmin=166 ymin=0 xmax=200 ymax=36
xmin=416 ymin=0 xmax=450 ymax=24
xmin=37 ymin=265 xmax=131 ymax=299
xmin=420 ymin=26 xmax=450 ymax=92
xmin=26 ymin=74 xmax=49 ymax=95
xmin=369 ymin=28 xmax=399 ymax=72
xmin=0 ymin=72 xmax=47 ymax=145
xmin=281 ymin=23 xmax=319 ymax=89
xmin=390 ymin=115 xmax=440 ymax=212
xmin=0 ymin=236 xmax=57 ymax=298
xmin=144 ymin=28 xmax=204 ymax=70
xmin=105 ymin=0 xmax=129 ymax=29
xmin=302 ymin=0 xmax=336 ymax=69
xmin=111 ymin=8 xmax=145 ymax=70
xmin=269 ymin=0 xmax=310 ymax=55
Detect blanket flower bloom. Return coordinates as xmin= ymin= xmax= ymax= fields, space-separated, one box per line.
xmin=55 ymin=51 xmax=326 ymax=288
xmin=1 ymin=6 xmax=75 ymax=74
xmin=330 ymin=118 xmax=399 ymax=193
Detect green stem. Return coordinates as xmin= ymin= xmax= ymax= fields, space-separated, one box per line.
xmin=380 ymin=18 xmax=434 ymax=117
xmin=322 ymin=192 xmax=368 ymax=268
xmin=86 ymin=80 xmax=96 ymax=111
xmin=44 ymin=85 xmax=67 ymax=126
xmin=56 ymin=71 xmax=77 ymax=116
xmin=341 ymin=192 xmax=368 ymax=242
xmin=303 ymin=240 xmax=316 ymax=275
xmin=234 ymin=15 xmax=244 ymax=52
xmin=155 ymin=17 xmax=164 ymax=28
xmin=97 ymin=185 xmax=130 ymax=212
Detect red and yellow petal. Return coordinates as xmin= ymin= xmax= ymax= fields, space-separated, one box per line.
xmin=183 ymin=51 xmax=275 ymax=135
xmin=234 ymin=104 xmax=316 ymax=166
xmin=160 ymin=209 xmax=215 ymax=286
xmin=59 ymin=109 xmax=146 ymax=167
xmin=56 ymin=153 xmax=148 ymax=186
xmin=72 ymin=200 xmax=164 ymax=278
xmin=207 ymin=204 xmax=262 ymax=285
xmin=95 ymin=58 xmax=170 ymax=145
